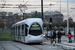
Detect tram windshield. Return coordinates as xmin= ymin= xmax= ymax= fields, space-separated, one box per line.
xmin=29 ymin=23 xmax=42 ymax=36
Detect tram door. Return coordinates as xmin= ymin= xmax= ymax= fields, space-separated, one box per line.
xmin=15 ymin=26 xmax=17 ymax=40
xmin=18 ymin=26 xmax=20 ymax=41
xmin=21 ymin=25 xmax=25 ymax=42
xmin=25 ymin=24 xmax=28 ymax=43
xmin=16 ymin=26 xmax=18 ymax=41
xmin=13 ymin=27 xmax=15 ymax=40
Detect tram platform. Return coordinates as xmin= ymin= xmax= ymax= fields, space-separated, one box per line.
xmin=43 ymin=36 xmax=75 ymax=50
xmin=52 ymin=40 xmax=75 ymax=50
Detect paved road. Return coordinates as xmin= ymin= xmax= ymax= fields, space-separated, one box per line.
xmin=0 ymin=36 xmax=71 ymax=50
xmin=0 ymin=41 xmax=63 ymax=50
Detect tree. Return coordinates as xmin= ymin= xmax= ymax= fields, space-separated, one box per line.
xmin=0 ymin=11 xmax=7 ymax=16
xmin=0 ymin=22 xmax=5 ymax=28
xmin=31 ymin=11 xmax=41 ymax=18
xmin=8 ymin=12 xmax=13 ymax=16
xmin=62 ymin=22 xmax=67 ymax=27
xmin=23 ymin=13 xmax=30 ymax=19
xmin=69 ymin=22 xmax=74 ymax=27
xmin=43 ymin=23 xmax=48 ymax=27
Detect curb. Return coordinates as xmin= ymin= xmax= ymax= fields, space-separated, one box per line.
xmin=52 ymin=43 xmax=75 ymax=50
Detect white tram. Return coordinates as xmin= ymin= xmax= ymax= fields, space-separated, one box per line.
xmin=11 ymin=18 xmax=43 ymax=43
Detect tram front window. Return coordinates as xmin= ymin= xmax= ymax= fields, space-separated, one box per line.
xmin=29 ymin=23 xmax=42 ymax=36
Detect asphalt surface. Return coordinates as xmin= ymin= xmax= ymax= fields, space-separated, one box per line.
xmin=0 ymin=36 xmax=74 ymax=50
xmin=0 ymin=41 xmax=63 ymax=50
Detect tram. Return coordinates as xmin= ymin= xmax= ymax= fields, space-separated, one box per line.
xmin=11 ymin=18 xmax=43 ymax=43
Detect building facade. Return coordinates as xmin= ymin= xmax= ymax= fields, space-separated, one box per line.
xmin=44 ymin=11 xmax=64 ymax=23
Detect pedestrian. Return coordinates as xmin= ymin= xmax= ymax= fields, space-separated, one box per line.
xmin=57 ymin=30 xmax=62 ymax=43
xmin=67 ymin=30 xmax=72 ymax=43
xmin=51 ymin=30 xmax=56 ymax=43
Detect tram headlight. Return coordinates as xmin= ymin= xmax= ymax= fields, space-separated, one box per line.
xmin=43 ymin=35 xmax=45 ymax=37
xmin=29 ymin=36 xmax=31 ymax=37
xmin=43 ymin=35 xmax=45 ymax=38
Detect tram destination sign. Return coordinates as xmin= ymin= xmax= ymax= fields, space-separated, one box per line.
xmin=32 ymin=23 xmax=39 ymax=27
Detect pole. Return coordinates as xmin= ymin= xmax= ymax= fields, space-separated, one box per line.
xmin=60 ymin=0 xmax=61 ymax=14
xmin=50 ymin=4 xmax=52 ymax=43
xmin=74 ymin=23 xmax=75 ymax=42
xmin=23 ymin=13 xmax=25 ymax=20
xmin=50 ymin=24 xmax=52 ymax=43
xmin=41 ymin=0 xmax=43 ymax=21
xmin=67 ymin=0 xmax=69 ymax=34
xmin=70 ymin=8 xmax=75 ymax=42
xmin=23 ymin=6 xmax=26 ymax=20
xmin=59 ymin=0 xmax=61 ymax=30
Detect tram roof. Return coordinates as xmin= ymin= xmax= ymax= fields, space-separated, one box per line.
xmin=12 ymin=18 xmax=42 ymax=27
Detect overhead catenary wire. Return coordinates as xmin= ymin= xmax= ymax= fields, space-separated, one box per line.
xmin=2 ymin=0 xmax=75 ymax=2
xmin=0 ymin=6 xmax=73 ymax=8
xmin=0 ymin=0 xmax=6 ymax=11
xmin=0 ymin=4 xmax=55 ymax=6
xmin=18 ymin=0 xmax=29 ymax=13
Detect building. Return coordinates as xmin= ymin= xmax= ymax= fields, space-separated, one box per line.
xmin=44 ymin=11 xmax=64 ymax=23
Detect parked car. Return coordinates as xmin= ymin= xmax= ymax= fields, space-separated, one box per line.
xmin=47 ymin=31 xmax=53 ymax=38
xmin=56 ymin=31 xmax=65 ymax=35
xmin=43 ymin=32 xmax=46 ymax=38
xmin=61 ymin=31 xmax=65 ymax=35
xmin=65 ymin=31 xmax=74 ymax=36
xmin=71 ymin=31 xmax=74 ymax=36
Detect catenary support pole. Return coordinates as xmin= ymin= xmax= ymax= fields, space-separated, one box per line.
xmin=70 ymin=8 xmax=75 ymax=42
xmin=67 ymin=0 xmax=69 ymax=34
xmin=41 ymin=0 xmax=43 ymax=21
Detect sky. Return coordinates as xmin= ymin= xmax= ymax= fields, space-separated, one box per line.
xmin=0 ymin=0 xmax=75 ymax=21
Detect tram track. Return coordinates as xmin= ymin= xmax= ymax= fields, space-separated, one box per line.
xmin=10 ymin=43 xmax=22 ymax=50
xmin=0 ymin=44 xmax=5 ymax=50
xmin=29 ymin=43 xmax=58 ymax=50
xmin=29 ymin=44 xmax=43 ymax=50
xmin=10 ymin=41 xmax=44 ymax=50
xmin=31 ymin=45 xmax=43 ymax=50
xmin=0 ymin=41 xmax=61 ymax=50
xmin=4 ymin=41 xmax=22 ymax=50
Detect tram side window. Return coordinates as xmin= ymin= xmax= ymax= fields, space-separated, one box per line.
xmin=22 ymin=25 xmax=24 ymax=36
xmin=25 ymin=24 xmax=28 ymax=36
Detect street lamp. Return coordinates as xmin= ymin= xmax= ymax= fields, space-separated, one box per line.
xmin=60 ymin=0 xmax=61 ymax=14
xmin=49 ymin=3 xmax=55 ymax=43
xmin=70 ymin=8 xmax=75 ymax=42
xmin=49 ymin=3 xmax=55 ymax=12
xmin=67 ymin=0 xmax=69 ymax=34
xmin=41 ymin=0 xmax=43 ymax=21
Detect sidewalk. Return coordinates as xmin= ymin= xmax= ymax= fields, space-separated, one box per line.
xmin=53 ymin=39 xmax=75 ymax=50
xmin=43 ymin=36 xmax=75 ymax=50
